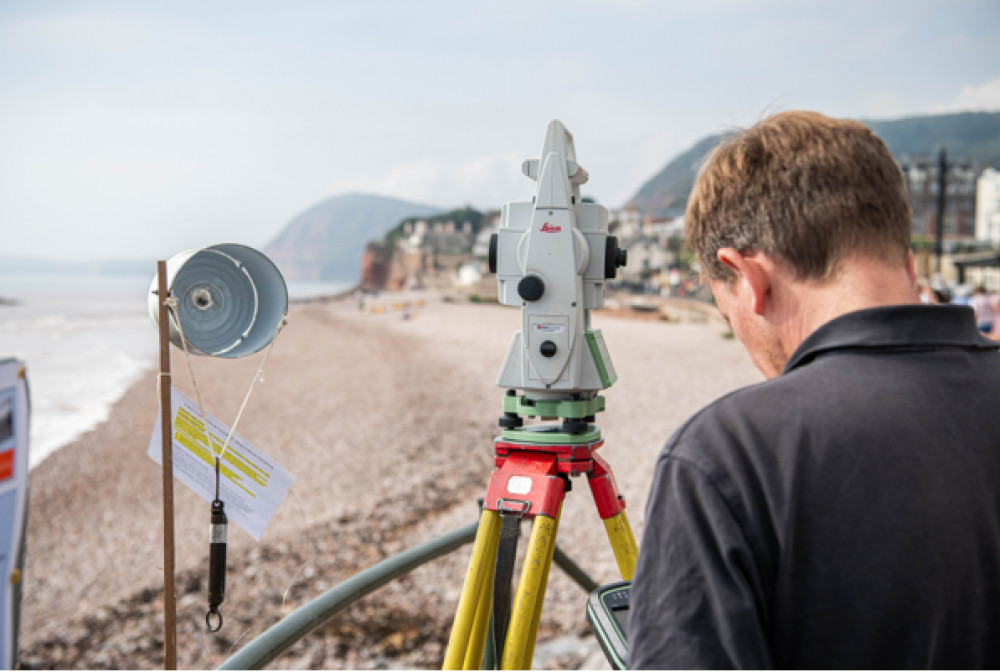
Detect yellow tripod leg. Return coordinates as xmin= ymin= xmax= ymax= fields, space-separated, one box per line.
xmin=522 ymin=504 xmax=563 ymax=668
xmin=443 ymin=509 xmax=502 ymax=670
xmin=501 ymin=513 xmax=558 ymax=670
xmin=603 ymin=509 xmax=638 ymax=581
xmin=462 ymin=565 xmax=495 ymax=670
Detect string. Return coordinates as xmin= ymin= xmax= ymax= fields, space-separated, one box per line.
xmin=280 ymin=485 xmax=314 ymax=611
xmin=197 ymin=618 xmax=218 ymax=667
xmin=163 ymin=297 xmax=215 ymax=464
xmin=216 ymin=316 xmax=288 ymax=464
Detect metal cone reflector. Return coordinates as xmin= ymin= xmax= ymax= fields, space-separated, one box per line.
xmin=149 ymin=244 xmax=287 ymax=358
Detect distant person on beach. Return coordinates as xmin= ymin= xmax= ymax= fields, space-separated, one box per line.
xmin=629 ymin=111 xmax=1000 ymax=669
xmin=969 ymin=284 xmax=995 ymax=333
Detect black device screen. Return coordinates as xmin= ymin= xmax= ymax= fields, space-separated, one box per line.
xmin=586 ymin=581 xmax=630 ymax=670
xmin=610 ymin=603 xmax=629 ymax=631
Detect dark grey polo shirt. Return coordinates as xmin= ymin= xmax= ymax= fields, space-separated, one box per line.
xmin=629 ymin=305 xmax=1000 ymax=669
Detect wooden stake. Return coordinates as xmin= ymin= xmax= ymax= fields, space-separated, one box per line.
xmin=157 ymin=261 xmax=178 ymax=670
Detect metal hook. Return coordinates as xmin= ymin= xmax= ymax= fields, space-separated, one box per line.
xmin=206 ymin=607 xmax=223 ymax=632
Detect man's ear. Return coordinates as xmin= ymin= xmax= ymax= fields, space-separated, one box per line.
xmin=905 ymin=249 xmax=917 ymax=285
xmin=716 ymin=248 xmax=772 ymax=316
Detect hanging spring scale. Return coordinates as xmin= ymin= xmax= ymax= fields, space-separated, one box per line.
xmin=206 ymin=456 xmax=227 ymax=632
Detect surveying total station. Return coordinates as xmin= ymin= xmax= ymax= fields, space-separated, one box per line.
xmin=443 ymin=120 xmax=631 ymax=670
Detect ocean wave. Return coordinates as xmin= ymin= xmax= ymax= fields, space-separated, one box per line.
xmin=2 ymin=274 xmax=157 ymax=468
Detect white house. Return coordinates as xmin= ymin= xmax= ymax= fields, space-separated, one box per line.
xmin=976 ymin=168 xmax=1000 ymax=246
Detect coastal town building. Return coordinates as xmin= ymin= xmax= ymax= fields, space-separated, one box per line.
xmin=899 ymin=154 xmax=979 ymax=242
xmin=619 ymin=235 xmax=673 ymax=284
xmin=361 ymin=214 xmax=488 ymax=292
xmin=399 ymin=218 xmax=476 ymax=256
xmin=610 ymin=208 xmax=643 ymax=240
xmin=977 ymin=168 xmax=1000 ymax=246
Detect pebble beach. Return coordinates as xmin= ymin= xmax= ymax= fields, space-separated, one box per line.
xmin=18 ymin=292 xmax=761 ymax=669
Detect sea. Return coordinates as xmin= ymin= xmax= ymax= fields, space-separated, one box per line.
xmin=0 ymin=272 xmax=350 ymax=469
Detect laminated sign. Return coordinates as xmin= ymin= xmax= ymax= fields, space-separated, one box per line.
xmin=0 ymin=358 xmax=29 ymax=671
xmin=148 ymin=388 xmax=293 ymax=539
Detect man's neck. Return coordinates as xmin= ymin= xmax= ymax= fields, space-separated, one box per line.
xmin=772 ymin=256 xmax=920 ymax=360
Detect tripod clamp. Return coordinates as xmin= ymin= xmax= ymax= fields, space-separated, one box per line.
xmin=496 ymin=498 xmax=532 ymax=516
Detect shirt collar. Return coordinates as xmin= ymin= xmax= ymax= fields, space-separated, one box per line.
xmin=783 ymin=304 xmax=999 ymax=374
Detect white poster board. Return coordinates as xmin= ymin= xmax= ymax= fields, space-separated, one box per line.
xmin=148 ymin=387 xmax=293 ymax=540
xmin=0 ymin=358 xmax=30 ymax=670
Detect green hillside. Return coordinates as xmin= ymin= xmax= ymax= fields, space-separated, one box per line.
xmin=626 ymin=111 xmax=1000 ymax=219
xmin=865 ymin=112 xmax=1000 ymax=163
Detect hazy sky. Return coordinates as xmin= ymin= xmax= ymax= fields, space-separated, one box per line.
xmin=2 ymin=0 xmax=998 ymax=261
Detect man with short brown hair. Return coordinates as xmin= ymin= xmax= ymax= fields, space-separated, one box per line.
xmin=628 ymin=111 xmax=1000 ymax=668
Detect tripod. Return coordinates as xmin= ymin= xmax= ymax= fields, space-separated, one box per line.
xmin=443 ymin=393 xmax=637 ymax=670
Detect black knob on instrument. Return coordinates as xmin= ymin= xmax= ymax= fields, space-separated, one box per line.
xmin=488 ymin=234 xmax=498 ymax=274
xmin=518 ymin=275 xmax=545 ymax=302
xmin=605 ymin=236 xmax=628 ymax=279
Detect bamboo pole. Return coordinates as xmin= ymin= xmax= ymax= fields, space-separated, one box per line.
xmin=157 ymin=261 xmax=178 ymax=669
